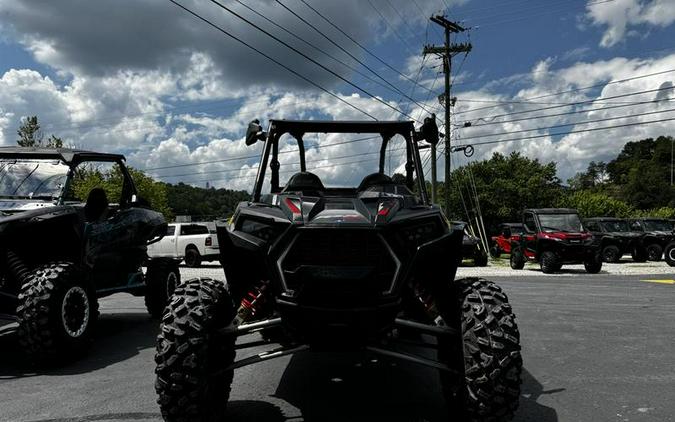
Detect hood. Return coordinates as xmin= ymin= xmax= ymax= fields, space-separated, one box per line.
xmin=0 ymin=204 xmax=75 ymax=229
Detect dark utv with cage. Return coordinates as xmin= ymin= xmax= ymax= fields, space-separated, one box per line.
xmin=627 ymin=217 xmax=675 ymax=261
xmin=155 ymin=119 xmax=523 ymax=422
xmin=0 ymin=148 xmax=179 ymax=364
xmin=583 ymin=217 xmax=646 ymax=263
xmin=510 ymin=208 xmax=602 ymax=274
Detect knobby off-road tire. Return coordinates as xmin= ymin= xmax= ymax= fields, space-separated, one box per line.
xmin=631 ymin=246 xmax=647 ymax=263
xmin=145 ymin=259 xmax=181 ymax=318
xmin=184 ymin=247 xmax=202 ymax=268
xmin=646 ymin=243 xmax=663 ymax=261
xmin=509 ymin=248 xmax=525 ymax=270
xmin=17 ymin=262 xmax=98 ymax=363
xmin=439 ymin=278 xmax=522 ymax=422
xmin=489 ymin=245 xmax=501 ymax=259
xmin=155 ymin=277 xmax=236 ymax=422
xmin=584 ymin=253 xmax=603 ymax=274
xmin=540 ymin=251 xmax=559 ymax=274
xmin=474 ymin=249 xmax=488 ymax=267
xmin=664 ymin=242 xmax=675 ymax=267
xmin=602 ymin=245 xmax=621 ymax=263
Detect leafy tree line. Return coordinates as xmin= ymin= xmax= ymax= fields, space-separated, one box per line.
xmin=439 ymin=136 xmax=675 ymax=235
xmin=163 ymin=182 xmax=250 ymax=220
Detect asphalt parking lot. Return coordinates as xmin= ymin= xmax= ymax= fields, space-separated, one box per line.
xmin=1 ymin=263 xmax=674 ymax=422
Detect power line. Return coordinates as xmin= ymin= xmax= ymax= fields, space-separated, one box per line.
xmin=466 ymin=96 xmax=674 ymax=128
xmin=455 ymin=68 xmax=675 ymax=117
xmin=296 ymin=0 xmax=436 ymax=96
xmin=458 ymin=107 xmax=675 ymax=141
xmin=167 ymin=0 xmax=377 ymax=120
xmin=206 ymin=0 xmax=413 ymax=120
xmin=273 ymin=0 xmax=434 ymax=118
xmin=178 ymin=147 xmax=409 ymax=185
xmin=456 ymin=116 xmax=675 ymax=147
xmin=459 ymin=85 xmax=675 ymax=125
xmin=142 ymin=134 xmax=381 ymax=171
xmin=368 ymin=0 xmax=417 ymax=54
xmin=232 ymin=0 xmax=406 ymax=97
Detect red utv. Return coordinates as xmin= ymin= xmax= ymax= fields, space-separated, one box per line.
xmin=490 ymin=223 xmax=524 ymax=258
xmin=510 ymin=208 xmax=602 ymax=274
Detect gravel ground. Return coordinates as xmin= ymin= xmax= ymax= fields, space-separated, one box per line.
xmin=458 ymin=257 xmax=675 ymax=277
xmin=180 ymin=257 xmax=674 ymax=281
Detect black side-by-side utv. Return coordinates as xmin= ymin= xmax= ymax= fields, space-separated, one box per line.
xmin=0 ymin=147 xmax=179 ymax=364
xmin=154 ymin=119 xmax=523 ymax=421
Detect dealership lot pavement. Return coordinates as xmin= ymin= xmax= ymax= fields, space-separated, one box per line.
xmin=1 ymin=264 xmax=674 ymax=422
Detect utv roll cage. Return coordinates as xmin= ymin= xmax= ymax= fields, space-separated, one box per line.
xmin=0 ymin=147 xmax=137 ymax=207
xmin=251 ymin=120 xmax=429 ymax=204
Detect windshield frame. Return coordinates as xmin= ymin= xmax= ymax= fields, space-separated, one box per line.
xmin=536 ymin=213 xmax=584 ymax=233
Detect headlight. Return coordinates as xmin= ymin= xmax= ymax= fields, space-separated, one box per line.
xmin=399 ymin=219 xmax=444 ymax=247
xmin=239 ymin=218 xmax=283 ymax=242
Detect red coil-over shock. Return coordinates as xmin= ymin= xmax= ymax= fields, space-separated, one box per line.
xmin=236 ymin=282 xmax=269 ymax=323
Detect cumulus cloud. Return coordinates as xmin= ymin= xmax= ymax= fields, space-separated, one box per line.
xmin=451 ymin=53 xmax=675 ymax=182
xmin=586 ymin=0 xmax=675 ymax=47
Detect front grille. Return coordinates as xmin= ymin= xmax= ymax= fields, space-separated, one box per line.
xmin=278 ymin=230 xmax=399 ymax=306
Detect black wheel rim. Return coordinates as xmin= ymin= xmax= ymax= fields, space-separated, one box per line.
xmin=61 ymin=286 xmax=90 ymax=338
xmin=669 ymin=248 xmax=675 ymax=261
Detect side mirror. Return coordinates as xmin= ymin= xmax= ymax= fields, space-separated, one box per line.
xmin=415 ymin=114 xmax=439 ymax=145
xmin=245 ymin=119 xmax=267 ymax=146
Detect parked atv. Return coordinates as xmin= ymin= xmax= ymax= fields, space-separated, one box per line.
xmin=510 ymin=208 xmax=602 ymax=274
xmin=626 ymin=218 xmax=674 ymax=261
xmin=155 ymin=119 xmax=523 ymax=422
xmin=458 ymin=223 xmax=488 ymax=266
xmin=583 ymin=217 xmax=646 ymax=262
xmin=0 ymin=147 xmax=179 ymax=364
xmin=490 ymin=223 xmax=524 ymax=258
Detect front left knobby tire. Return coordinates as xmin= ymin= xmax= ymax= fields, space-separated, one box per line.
xmin=17 ymin=262 xmax=98 ymax=363
xmin=584 ymin=253 xmax=603 ymax=274
xmin=646 ymin=243 xmax=663 ymax=261
xmin=144 ymin=259 xmax=181 ymax=318
xmin=540 ymin=251 xmax=559 ymax=274
xmin=438 ymin=278 xmax=522 ymax=422
xmin=155 ymin=277 xmax=236 ymax=422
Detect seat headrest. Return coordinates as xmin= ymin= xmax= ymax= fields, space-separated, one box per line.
xmin=282 ymin=172 xmax=325 ymax=193
xmin=357 ymin=173 xmax=394 ymax=191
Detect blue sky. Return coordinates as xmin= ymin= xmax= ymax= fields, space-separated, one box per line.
xmin=0 ymin=0 xmax=674 ymax=191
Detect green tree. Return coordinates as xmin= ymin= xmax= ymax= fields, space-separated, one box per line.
xmin=440 ymin=152 xmax=563 ymax=234
xmin=72 ymin=165 xmax=172 ymax=219
xmin=16 ymin=115 xmax=64 ymax=148
xmin=567 ymin=161 xmax=608 ymax=190
xmin=558 ymin=190 xmax=634 ymax=218
xmin=16 ymin=116 xmax=43 ymax=146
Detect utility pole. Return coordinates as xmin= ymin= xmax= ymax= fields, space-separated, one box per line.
xmin=424 ymin=16 xmax=471 ymax=216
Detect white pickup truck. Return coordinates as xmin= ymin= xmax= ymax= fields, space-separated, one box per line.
xmin=147 ymin=222 xmax=220 ymax=267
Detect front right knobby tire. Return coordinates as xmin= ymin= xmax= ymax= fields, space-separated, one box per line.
xmin=438 ymin=278 xmax=522 ymax=422
xmin=509 ymin=248 xmax=525 ymax=270
xmin=155 ymin=277 xmax=236 ymax=422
